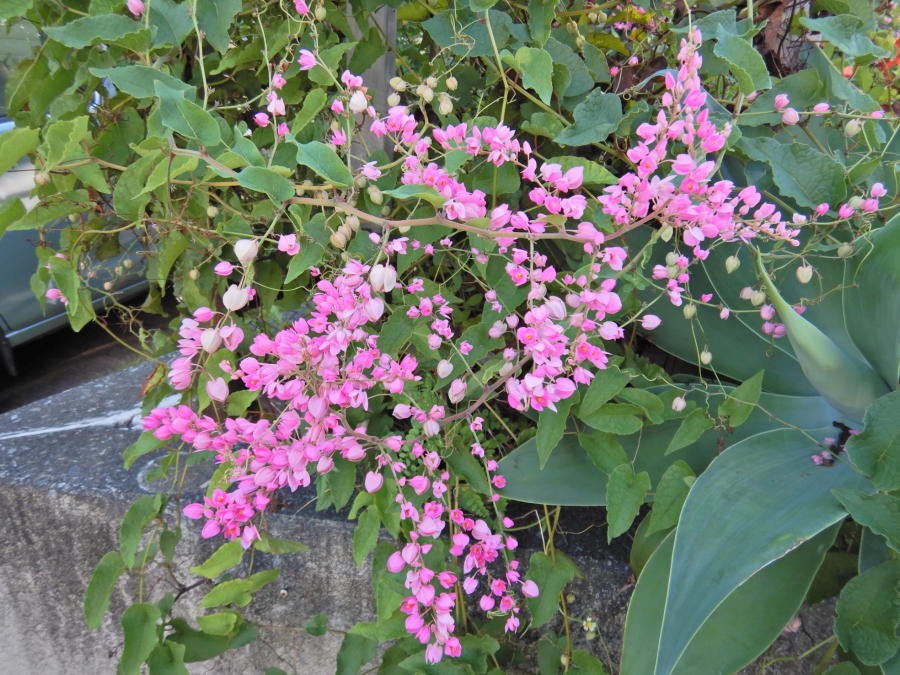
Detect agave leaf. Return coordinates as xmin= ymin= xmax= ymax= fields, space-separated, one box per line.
xmin=499 ymin=388 xmax=841 ymax=505
xmin=621 ymin=524 xmax=839 ymax=675
xmin=756 ymin=253 xmax=890 ymax=423
xmin=844 ymin=215 xmax=900 ymax=389
xmin=653 ymin=428 xmax=869 ymax=675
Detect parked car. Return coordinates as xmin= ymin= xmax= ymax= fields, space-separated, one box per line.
xmin=0 ymin=22 xmax=147 ymax=375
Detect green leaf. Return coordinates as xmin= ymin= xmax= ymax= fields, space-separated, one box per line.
xmin=0 ymin=199 xmax=25 ymax=238
xmin=90 ymin=66 xmax=194 ymax=100
xmin=666 ymin=409 xmax=714 ymax=455
xmin=148 ymin=0 xmax=192 ymax=47
xmin=647 ymin=461 xmax=695 ymax=535
xmin=336 ymin=633 xmax=377 ymax=674
xmin=800 ymin=15 xmax=889 ymax=63
xmin=0 ymin=127 xmax=38 ymax=175
xmin=45 ymin=14 xmax=153 ymax=49
xmin=618 ymin=387 xmax=665 ymax=424
xmin=306 ymin=613 xmax=329 ymax=636
xmin=199 ymin=569 xmax=280 ymax=608
xmin=555 ymin=89 xmax=623 ymax=146
xmin=153 ymin=231 xmax=188 ymax=287
xmin=717 ymin=370 xmax=764 ymax=427
xmin=578 ymin=366 xmax=631 ymax=418
xmin=41 ymin=116 xmax=89 ymax=171
xmin=382 ymin=184 xmax=447 ymax=207
xmin=197 ymin=612 xmax=239 ymax=636
xmin=545 ymin=37 xmax=594 ymax=98
xmin=606 ymin=464 xmax=650 ymax=542
xmin=352 ymin=507 xmax=381 ymax=567
xmin=196 ymin=0 xmax=241 ymax=53
xmin=835 ymin=560 xmax=900 ymax=665
xmin=237 ymin=166 xmax=295 ymax=202
xmin=833 ymin=490 xmax=900 ymax=552
xmin=253 ymin=534 xmax=310 ymax=555
xmin=174 ymin=98 xmax=222 ymax=146
xmin=114 ymin=152 xmax=158 ymax=216
xmin=525 ymin=551 xmax=580 ymax=627
xmin=118 ymin=603 xmax=162 ymax=675
xmin=515 ymin=47 xmax=554 ymax=104
xmin=190 ymin=541 xmax=244 ymax=579
xmin=809 ymin=46 xmax=880 ymax=111
xmin=757 ymin=257 xmax=890 ymax=422
xmin=536 ymin=393 xmax=579 ymax=469
xmin=123 ymin=432 xmax=167 ymax=469
xmin=84 ymin=551 xmax=126 ymax=630
xmin=120 ymin=494 xmax=163 ymax=568
xmin=527 ymin=0 xmax=555 ymax=45
xmin=579 ymin=405 xmax=643 ymax=435
xmin=712 ymin=28 xmax=772 ymax=94
xmin=846 ymin=391 xmax=900 ymax=491
xmin=653 ymin=429 xmax=869 ymax=674
xmin=824 ymin=664 xmax=862 ymax=675
xmin=296 ymin=141 xmax=353 ymax=188
xmin=622 ymin=526 xmax=839 ymax=675
xmin=0 ymin=0 xmax=32 ymax=20
xmin=147 ymin=640 xmax=188 ymax=675
xmin=291 ymin=89 xmax=327 ymax=135
xmin=739 ymin=137 xmax=847 ymax=208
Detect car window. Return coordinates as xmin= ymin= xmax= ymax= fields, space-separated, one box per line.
xmin=0 ymin=21 xmax=41 ymax=119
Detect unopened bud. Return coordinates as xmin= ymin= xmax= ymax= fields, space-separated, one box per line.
xmin=837 ymin=243 xmax=854 ymax=258
xmin=200 ymin=328 xmax=222 ymax=353
xmin=389 ymin=77 xmax=408 ymax=91
xmin=387 ymin=92 xmax=401 ymax=107
xmin=189 ymin=268 xmax=199 ymax=280
xmin=345 ymin=214 xmax=360 ymax=231
xmin=725 ymin=255 xmax=741 ymax=273
xmin=672 ymin=396 xmax=687 ymax=412
xmin=114 ymin=265 xmax=123 ymax=275
xmin=348 ymin=90 xmax=368 ymax=114
xmin=566 ymin=19 xmax=578 ymax=33
xmin=848 ymin=196 xmax=864 ymax=210
xmin=369 ymin=264 xmax=386 ymax=292
xmin=844 ymin=119 xmax=862 ymax=137
xmin=206 ymin=205 xmax=219 ymax=218
xmin=122 ymin=258 xmax=134 ymax=269
xmin=330 ymin=230 xmax=348 ymax=249
xmin=499 ymin=361 xmax=514 ymax=377
xmin=355 ymin=175 xmax=367 ymax=188
xmin=436 ymin=359 xmax=453 ymax=378
xmin=234 ymin=239 xmax=258 ymax=266
xmin=665 ymin=251 xmax=679 ymax=266
xmin=103 ymin=281 xmax=113 ymax=291
xmin=588 ymin=11 xmax=598 ymax=22
xmin=425 ymin=76 xmax=438 ymax=89
xmin=750 ymin=290 xmax=767 ymax=306
xmin=367 ymin=184 xmax=383 ymax=205
xmin=659 ymin=224 xmax=673 ymax=242
xmin=314 ymin=5 xmax=327 ymax=20
xmin=682 ymin=304 xmax=697 ymax=319
xmin=437 ymin=93 xmax=453 ymax=117
xmin=381 ymin=266 xmax=397 ymax=292
xmin=796 ymin=264 xmax=813 ymax=284
xmin=595 ymin=9 xmax=607 ymax=22
xmin=445 ymin=76 xmax=458 ymax=91
xmin=700 ymin=349 xmax=712 ymax=365
xmin=416 ymin=84 xmax=434 ymax=103
xmin=34 ymin=172 xmax=50 ymax=186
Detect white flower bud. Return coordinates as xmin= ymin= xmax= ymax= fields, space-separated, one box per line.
xmin=437 ymin=93 xmax=453 ymax=117
xmin=367 ymin=184 xmax=383 ymax=204
xmin=387 ymin=92 xmax=401 ymax=107
xmin=844 ymin=119 xmax=862 ymax=137
xmin=201 ymin=328 xmax=222 ymax=353
xmin=348 ymin=90 xmax=368 ymax=114
xmin=369 ymin=264 xmax=386 ymax=292
xmin=189 ymin=268 xmax=199 ymax=280
xmin=659 ymin=224 xmax=674 ymax=242
xmin=416 ymin=84 xmax=434 ymax=103
xmin=725 ymin=255 xmax=741 ymax=273
xmin=545 ymin=296 xmax=567 ymax=321
xmin=739 ymin=286 xmax=753 ymax=300
xmin=665 ymin=251 xmax=679 ymax=266
xmin=837 ymin=243 xmax=854 ymax=258
xmin=122 ymin=258 xmax=134 ymax=269
xmin=848 ymin=196 xmax=864 ymax=210
xmin=425 ymin=76 xmax=438 ymax=89
xmin=389 ymin=77 xmax=408 ymax=91
xmin=381 ymin=266 xmax=397 ymax=292
xmin=796 ymin=264 xmax=813 ymax=284
xmin=448 ymin=378 xmax=466 ymax=404
xmin=423 ymin=419 xmax=440 ymax=437
xmin=330 ymin=230 xmax=348 ymax=249
xmin=750 ymin=290 xmax=767 ymax=306
xmin=700 ymin=349 xmax=712 ymax=365
xmin=499 ymin=361 xmax=514 ymax=377
xmin=672 ymin=396 xmax=687 ymax=412
xmin=436 ymin=359 xmax=453 ymax=378
xmin=206 ymin=205 xmax=219 ymax=218
xmin=445 ymin=76 xmax=458 ymax=91
xmin=345 ymin=214 xmax=360 ymax=231
xmin=234 ymin=239 xmax=258 ymax=266
xmin=682 ymin=304 xmax=697 ymax=319
xmin=222 ymin=285 xmax=249 ymax=312
xmin=314 ymin=5 xmax=327 ymax=20
xmin=103 ymin=281 xmax=113 ymax=291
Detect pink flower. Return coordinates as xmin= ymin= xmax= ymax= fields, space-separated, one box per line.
xmin=521 ymin=579 xmax=539 ymax=597
xmin=214 ymin=261 xmax=234 ymax=276
xmin=271 ymin=73 xmax=287 ymax=90
xmin=774 ymin=93 xmax=790 ymax=110
xmin=294 ymin=0 xmax=309 ymax=14
xmin=278 ymin=233 xmax=301 ymax=255
xmin=641 ymin=314 xmax=661 ymax=330
xmin=781 ymin=108 xmax=800 ymax=125
xmin=277 ymin=122 xmax=289 ymax=137
xmin=126 ymin=0 xmax=145 ymax=15
xmin=297 ymin=49 xmax=316 ymax=71
xmin=254 ymin=112 xmax=270 ymax=127
xmin=871 ymin=182 xmax=887 ymax=198
xmin=815 ymin=203 xmax=829 ymax=216
xmin=364 ymin=471 xmax=383 ymax=493
xmin=812 ymin=102 xmax=830 ymax=115
xmin=206 ymin=377 xmax=229 ymax=402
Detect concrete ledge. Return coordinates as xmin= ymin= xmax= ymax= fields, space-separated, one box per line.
xmin=0 ymin=361 xmax=834 ymax=673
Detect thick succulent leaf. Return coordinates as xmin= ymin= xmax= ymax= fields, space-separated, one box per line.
xmin=844 ymin=215 xmax=900 ymax=389
xmin=653 ymin=428 xmax=869 ymax=675
xmin=758 ymin=255 xmax=890 ymax=423
xmin=499 ymin=388 xmax=840 ymax=505
xmin=621 ymin=525 xmax=838 ymax=675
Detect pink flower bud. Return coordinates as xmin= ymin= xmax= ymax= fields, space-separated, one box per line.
xmin=436 ymin=360 xmax=453 ymax=379
xmin=233 ymin=239 xmax=258 ymax=265
xmin=672 ymin=396 xmax=687 ymax=412
xmin=183 ymin=503 xmax=204 ymax=519
xmin=214 ymin=261 xmax=234 ymax=276
xmin=781 ymin=107 xmax=800 ymax=125
xmin=448 ymin=378 xmax=466 ymax=404
xmin=521 ymin=579 xmax=539 ymax=597
xmin=206 ymin=377 xmax=229 ymax=402
xmin=253 ymin=112 xmax=270 ymax=127
xmin=641 ymin=314 xmax=661 ymax=330
xmin=222 ymin=285 xmax=250 ymax=312
xmin=364 ymin=471 xmax=383 ymax=493
xmin=387 ymin=551 xmax=405 ymax=573
xmin=774 ymin=93 xmax=790 ymax=110
xmin=297 ymin=49 xmax=316 ymax=71
xmin=126 ymin=0 xmax=145 ymax=16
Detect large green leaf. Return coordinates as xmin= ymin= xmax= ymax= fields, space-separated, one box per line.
xmin=119 ymin=603 xmax=162 ymax=675
xmin=799 ymin=15 xmax=889 ymax=63
xmin=712 ymin=27 xmax=772 ymax=94
xmin=296 ymin=141 xmax=353 ymax=187
xmin=844 ymin=217 xmax=900 ymax=388
xmin=196 ymin=0 xmax=241 ymax=53
xmin=555 ymin=89 xmax=622 ymax=146
xmin=45 ymin=14 xmax=153 ymax=49
xmin=835 ymin=560 xmax=900 ymax=666
xmin=500 ymin=387 xmax=841 ymax=505
xmin=0 ymin=127 xmax=39 ymax=175
xmin=90 ymin=66 xmax=195 ymax=100
xmin=621 ymin=525 xmax=838 ymax=674
xmin=653 ymin=428 xmax=869 ymax=674
xmin=846 ymin=390 xmax=900 ymax=492
xmin=514 ymin=47 xmax=554 ymax=104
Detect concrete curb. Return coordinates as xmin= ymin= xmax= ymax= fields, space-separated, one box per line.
xmin=0 ymin=361 xmax=834 ymax=673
